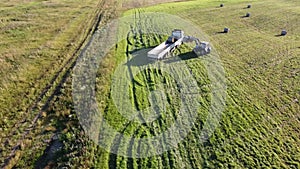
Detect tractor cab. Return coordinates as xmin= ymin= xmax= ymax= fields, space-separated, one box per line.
xmin=166 ymin=29 xmax=184 ymax=44
xmin=172 ymin=29 xmax=184 ymax=40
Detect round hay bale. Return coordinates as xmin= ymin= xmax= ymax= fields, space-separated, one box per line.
xmin=224 ymin=28 xmax=230 ymax=33
xmin=246 ymin=12 xmax=251 ymax=17
xmin=247 ymin=4 xmax=252 ymax=8
xmin=220 ymin=4 xmax=224 ymax=7
xmin=281 ymin=30 xmax=287 ymax=36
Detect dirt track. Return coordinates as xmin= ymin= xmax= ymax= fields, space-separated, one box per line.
xmin=1 ymin=0 xmax=107 ymax=168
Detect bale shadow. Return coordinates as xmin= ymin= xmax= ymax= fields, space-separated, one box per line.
xmin=216 ymin=31 xmax=226 ymax=34
xmin=275 ymin=34 xmax=285 ymax=37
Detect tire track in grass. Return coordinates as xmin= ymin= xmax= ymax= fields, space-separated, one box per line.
xmin=108 ymin=9 xmax=148 ymax=168
xmin=126 ymin=131 xmax=138 ymax=169
xmin=1 ymin=1 xmax=107 ymax=167
xmin=113 ymin=96 xmax=152 ymax=168
xmin=183 ymin=61 xmax=210 ymax=169
xmin=189 ymin=126 xmax=206 ymax=168
xmin=177 ymin=141 xmax=193 ymax=168
xmin=116 ymin=8 xmax=213 ymax=168
xmin=130 ymin=10 xmax=150 ymax=125
xmin=146 ymin=68 xmax=175 ymax=168
xmin=128 ymin=11 xmax=174 ymax=167
xmin=108 ymin=131 xmax=125 ymax=169
xmin=136 ymin=128 xmax=152 ymax=169
xmin=139 ymin=10 xmax=203 ymax=168
xmin=153 ymin=69 xmax=182 ymax=169
xmin=178 ymin=48 xmax=235 ymax=168
xmin=126 ymin=122 xmax=154 ymax=169
xmin=154 ymin=68 xmax=188 ymax=169
xmin=170 ymin=146 xmax=185 ymax=168
xmin=161 ymin=19 xmax=227 ymax=168
xmin=166 ymin=149 xmax=177 ymax=168
xmin=128 ymin=14 xmax=162 ymax=167
xmin=162 ymin=62 xmax=200 ymax=169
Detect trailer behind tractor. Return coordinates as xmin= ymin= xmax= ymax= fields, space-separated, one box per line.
xmin=147 ymin=29 xmax=211 ymax=59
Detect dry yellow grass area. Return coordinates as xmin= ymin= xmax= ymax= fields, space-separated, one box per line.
xmin=0 ymin=0 xmax=106 ymax=114
xmin=0 ymin=0 xmax=106 ymax=167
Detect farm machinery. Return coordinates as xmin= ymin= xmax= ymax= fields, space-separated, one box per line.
xmin=147 ymin=29 xmax=211 ymax=59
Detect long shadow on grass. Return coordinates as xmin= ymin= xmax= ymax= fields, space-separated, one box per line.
xmin=216 ymin=31 xmax=227 ymax=34
xmin=240 ymin=16 xmax=250 ymax=18
xmin=275 ymin=34 xmax=286 ymax=37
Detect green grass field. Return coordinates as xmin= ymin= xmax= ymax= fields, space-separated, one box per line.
xmin=0 ymin=0 xmax=299 ymax=168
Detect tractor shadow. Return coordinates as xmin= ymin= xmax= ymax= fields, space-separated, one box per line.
xmin=163 ymin=52 xmax=198 ymax=64
xmin=177 ymin=52 xmax=198 ymax=60
xmin=126 ymin=48 xmax=155 ymax=67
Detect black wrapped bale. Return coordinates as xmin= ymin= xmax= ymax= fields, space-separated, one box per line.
xmin=246 ymin=12 xmax=251 ymax=17
xmin=247 ymin=4 xmax=252 ymax=8
xmin=224 ymin=28 xmax=230 ymax=33
xmin=281 ymin=30 xmax=287 ymax=36
xmin=220 ymin=4 xmax=224 ymax=7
